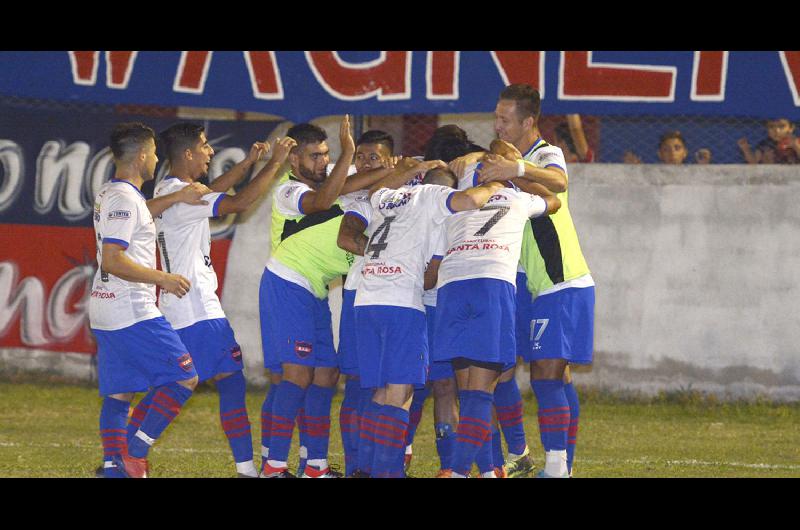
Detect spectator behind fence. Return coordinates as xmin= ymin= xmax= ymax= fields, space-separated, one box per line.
xmin=737 ymin=118 xmax=800 ymax=164
xmin=551 ymin=114 xmax=594 ymax=163
xmin=623 ymin=130 xmax=711 ymax=164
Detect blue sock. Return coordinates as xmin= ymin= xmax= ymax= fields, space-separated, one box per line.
xmin=126 ymin=391 xmax=153 ymax=442
xmin=434 ymin=422 xmax=455 ymax=470
xmin=296 ymin=408 xmax=307 ymax=475
xmin=267 ymin=380 xmax=306 ymax=464
xmin=494 ymin=378 xmax=527 ymax=455
xmin=491 ymin=425 xmax=504 ymax=470
xmin=474 ymin=430 xmax=494 ymax=474
xmin=371 ymin=404 xmax=409 ymax=478
xmin=303 ymin=384 xmax=335 ymax=466
xmin=127 ymin=382 xmax=193 ymax=459
xmin=452 ymin=390 xmax=493 ymax=476
xmin=531 ymin=379 xmax=569 ymax=452
xmin=564 ymin=382 xmax=580 ymax=474
xmin=216 ymin=371 xmax=253 ymax=465
xmin=100 ymin=397 xmax=129 ymax=478
xmin=260 ymin=384 xmax=277 ymax=469
xmin=339 ymin=377 xmax=360 ymax=475
xmin=357 ymin=398 xmax=381 ymax=475
xmin=405 ymin=386 xmax=430 ymax=447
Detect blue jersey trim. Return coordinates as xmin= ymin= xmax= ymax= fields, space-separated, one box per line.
xmin=297 ymin=190 xmax=309 ymax=215
xmin=212 ymin=193 xmax=226 ymax=217
xmin=522 ymin=137 xmax=544 ymax=159
xmin=545 ymin=163 xmax=565 ymax=172
xmin=102 ymin=237 xmax=129 ymax=249
xmin=446 ymin=191 xmax=457 ymax=213
xmin=344 ymin=210 xmax=368 ymax=228
xmin=473 ymin=162 xmax=483 ymax=188
xmin=110 ymin=178 xmax=145 ymax=199
xmin=431 ymin=255 xmax=443 ymax=261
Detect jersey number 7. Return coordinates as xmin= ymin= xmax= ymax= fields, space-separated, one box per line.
xmin=474 ymin=205 xmax=510 ymax=236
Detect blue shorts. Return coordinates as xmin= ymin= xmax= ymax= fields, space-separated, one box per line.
xmin=425 ymin=304 xmax=453 ymax=382
xmin=433 ymin=278 xmax=516 ymax=367
xmin=354 ymin=305 xmax=428 ymax=389
xmin=259 ymin=268 xmax=337 ymax=373
xmin=520 ymin=286 xmax=595 ymax=364
xmin=176 ymin=318 xmax=243 ymax=382
xmin=337 ymin=288 xmax=359 ymax=376
xmin=515 ymin=272 xmax=533 ymax=358
xmin=93 ymin=316 xmax=197 ymax=396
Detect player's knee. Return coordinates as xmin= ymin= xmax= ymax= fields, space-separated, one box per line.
xmin=530 ymin=359 xmax=567 ymax=380
xmin=178 ymin=375 xmax=199 ymax=391
xmin=432 ymin=377 xmax=456 ymax=400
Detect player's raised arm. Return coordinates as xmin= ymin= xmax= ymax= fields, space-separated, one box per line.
xmin=208 ymin=140 xmax=271 ymax=193
xmin=215 ymin=137 xmax=296 ymax=216
xmin=146 ymin=181 xmax=211 ymax=217
xmin=448 ymin=180 xmax=506 ymax=211
xmin=300 ymin=114 xmax=356 ymax=214
xmin=337 ymin=212 xmax=369 ymax=256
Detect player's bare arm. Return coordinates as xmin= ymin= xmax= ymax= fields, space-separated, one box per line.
xmin=448 ymin=151 xmax=486 ymax=180
xmin=337 ymin=213 xmax=369 ymax=256
xmin=146 ymin=181 xmax=212 ymax=217
xmin=339 ymin=166 xmax=394 ymax=195
xmin=367 ymin=159 xmax=447 ymax=197
xmin=209 ymin=140 xmax=270 ymax=192
xmin=510 ymin=178 xmax=562 ymax=215
xmin=100 ymin=242 xmax=191 ymax=298
xmin=476 ymin=154 xmax=567 ymax=193
xmin=424 ymin=257 xmax=442 ymax=291
xmin=216 ymin=137 xmax=296 ymax=216
xmin=449 ymin=181 xmax=505 ymax=211
xmin=300 ymin=114 xmax=357 ymax=214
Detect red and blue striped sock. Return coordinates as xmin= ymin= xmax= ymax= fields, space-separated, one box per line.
xmin=531 ymin=379 xmax=570 ymax=477
xmin=127 ymin=382 xmax=192 ymax=459
xmin=491 ymin=424 xmax=504 ymax=471
xmin=268 ymin=380 xmax=306 ymax=465
xmin=99 ymin=397 xmax=129 ymax=478
xmin=452 ymin=390 xmax=493 ymax=476
xmin=303 ymin=384 xmax=335 ymax=470
xmin=434 ymin=422 xmax=455 ymax=470
xmin=126 ymin=391 xmax=153 ymax=442
xmin=357 ymin=398 xmax=381 ymax=475
xmin=494 ymin=378 xmax=527 ymax=456
xmin=216 ymin=371 xmax=254 ymax=473
xmin=295 ymin=408 xmax=307 ymax=475
xmin=339 ymin=377 xmax=360 ymax=475
xmin=564 ymin=381 xmax=580 ymax=474
xmin=371 ymin=404 xmax=409 ymax=478
xmin=260 ymin=383 xmax=277 ymax=469
xmin=404 ymin=386 xmax=430 ymax=447
xmin=474 ymin=428 xmax=494 ymax=474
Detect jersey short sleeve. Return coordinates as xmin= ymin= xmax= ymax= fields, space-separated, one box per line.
xmin=521 ymin=192 xmax=548 ymax=219
xmin=530 ymin=145 xmax=568 ymax=175
xmin=273 ymin=180 xmax=313 ymax=217
xmin=343 ymin=192 xmax=373 ymax=229
xmin=417 ymin=184 xmax=456 ymax=224
xmin=99 ymin=192 xmax=138 ymax=248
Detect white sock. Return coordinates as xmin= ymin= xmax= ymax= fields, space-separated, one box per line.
xmin=405 ymin=444 xmax=413 ymax=455
xmin=261 ymin=446 xmax=269 ymax=458
xmin=267 ymin=459 xmax=287 ymax=469
xmin=298 ymin=445 xmax=308 ymax=459
xmin=481 ymin=470 xmax=497 ymax=478
xmin=307 ymin=458 xmax=328 ymax=470
xmin=544 ymin=450 xmax=568 ymax=477
xmin=236 ymin=461 xmax=258 ymax=477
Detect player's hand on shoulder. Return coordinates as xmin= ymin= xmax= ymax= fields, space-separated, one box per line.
xmin=178 ymin=182 xmax=212 ymax=205
xmin=448 ymin=151 xmax=485 ymax=179
xmin=489 ymin=139 xmax=522 ymax=161
xmin=419 ymin=159 xmax=447 ymax=172
xmin=476 ymin=153 xmax=516 ymax=183
xmin=160 ymin=273 xmax=191 ymax=298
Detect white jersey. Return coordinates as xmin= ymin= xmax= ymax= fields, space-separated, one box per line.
xmin=422 ymin=224 xmax=447 ymax=307
xmin=438 ymin=183 xmax=548 ymax=289
xmin=89 ymin=179 xmax=163 ymax=331
xmin=273 ymin=179 xmax=313 ymax=218
xmin=522 ymin=138 xmax=567 ymax=174
xmin=354 ymin=184 xmax=454 ymax=311
xmin=153 ymin=177 xmax=227 ymax=330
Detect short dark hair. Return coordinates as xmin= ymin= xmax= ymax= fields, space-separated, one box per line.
xmin=160 ymin=122 xmax=205 ymax=162
xmin=424 ymin=125 xmax=483 ymax=163
xmin=422 ymin=167 xmax=457 ymax=188
xmin=499 ymin=84 xmax=541 ymax=122
xmin=357 ymin=130 xmax=394 ymax=155
xmin=659 ymin=130 xmax=686 ymax=149
xmin=287 ymin=123 xmax=328 ymax=151
xmin=110 ymin=122 xmax=156 ymax=161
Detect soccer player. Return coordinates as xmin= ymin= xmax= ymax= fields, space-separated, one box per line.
xmin=148 ymin=123 xmax=296 ymax=477
xmin=341 ymin=160 xmax=506 ymax=478
xmin=475 ymin=84 xmax=595 ymax=478
xmin=259 ymin=116 xmax=391 ymax=478
xmin=432 ymin=151 xmax=561 ymax=478
xmin=91 ymin=122 xmax=211 ymax=478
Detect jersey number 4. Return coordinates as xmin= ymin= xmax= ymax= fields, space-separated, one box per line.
xmin=366 ymin=216 xmax=396 ymax=258
xmin=474 ymin=205 xmax=510 ymax=236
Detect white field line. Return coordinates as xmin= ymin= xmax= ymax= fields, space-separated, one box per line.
xmin=0 ymin=442 xmax=797 ymax=471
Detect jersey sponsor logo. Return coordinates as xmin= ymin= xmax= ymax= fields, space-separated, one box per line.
xmin=108 ymin=210 xmax=131 ymax=220
xmin=362 ymin=262 xmax=403 ymax=276
xmin=177 ymin=353 xmax=194 ymax=371
xmin=295 ymin=340 xmax=313 ymax=358
xmin=446 ymin=239 xmax=510 ymax=255
xmin=90 ymin=288 xmax=116 ymax=299
xmin=230 ymin=345 xmax=242 ymax=363
xmin=378 ymin=192 xmax=411 ymax=210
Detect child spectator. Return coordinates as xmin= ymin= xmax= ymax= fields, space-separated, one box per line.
xmin=624 ymin=130 xmax=711 ymax=164
xmin=737 ymin=118 xmax=800 ymax=164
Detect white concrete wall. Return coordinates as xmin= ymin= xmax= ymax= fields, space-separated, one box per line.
xmin=5 ymin=164 xmax=800 ymax=400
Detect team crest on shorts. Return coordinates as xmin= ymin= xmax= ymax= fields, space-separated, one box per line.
xmin=294 ymin=341 xmax=313 ymax=359
xmin=230 ymin=345 xmax=242 ymax=363
xmin=177 ymin=353 xmax=194 ymax=372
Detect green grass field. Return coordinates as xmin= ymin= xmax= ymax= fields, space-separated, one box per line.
xmin=1 ymin=377 xmax=799 ymax=478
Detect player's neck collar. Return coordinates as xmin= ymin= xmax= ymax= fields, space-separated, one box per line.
xmin=110 ymin=178 xmax=145 ymax=198
xmin=522 ymin=137 xmax=545 ymax=159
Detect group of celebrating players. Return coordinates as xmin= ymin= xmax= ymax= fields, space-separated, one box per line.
xmin=90 ymin=83 xmax=594 ymax=478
